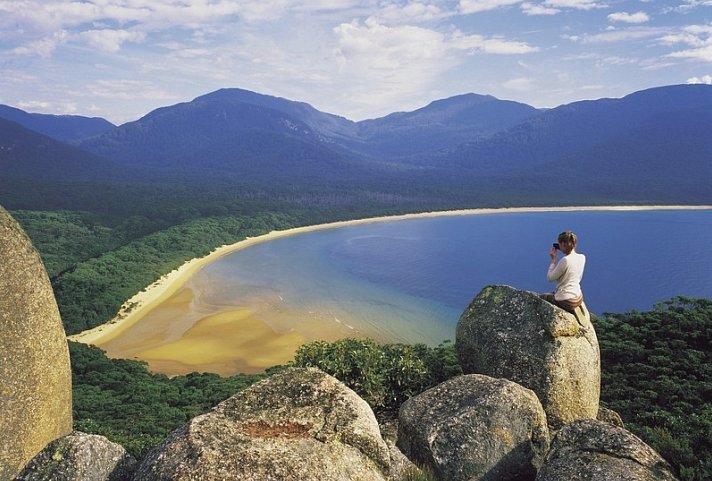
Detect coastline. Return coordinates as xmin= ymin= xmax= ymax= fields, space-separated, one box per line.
xmin=68 ymin=204 xmax=712 ymax=347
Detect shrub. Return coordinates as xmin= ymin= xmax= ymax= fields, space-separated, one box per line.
xmin=292 ymin=338 xmax=462 ymax=415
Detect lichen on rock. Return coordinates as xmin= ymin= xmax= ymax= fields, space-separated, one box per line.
xmin=456 ymin=285 xmax=600 ymax=429
xmin=14 ymin=431 xmax=136 ymax=481
xmin=0 ymin=206 xmax=72 ymax=480
xmin=397 ymin=374 xmax=550 ymax=481
xmin=134 ymin=367 xmax=391 ymax=481
xmin=535 ymin=419 xmax=679 ymax=481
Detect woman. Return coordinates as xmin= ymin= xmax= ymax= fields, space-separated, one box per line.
xmin=543 ymin=231 xmax=587 ymax=318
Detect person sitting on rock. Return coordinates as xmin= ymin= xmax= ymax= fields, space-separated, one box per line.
xmin=542 ymin=231 xmax=588 ymax=320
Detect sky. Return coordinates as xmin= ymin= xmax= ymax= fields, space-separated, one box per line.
xmin=1 ymin=1 xmax=711 ymax=125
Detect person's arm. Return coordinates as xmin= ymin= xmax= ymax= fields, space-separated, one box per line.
xmin=547 ymin=251 xmax=566 ymax=282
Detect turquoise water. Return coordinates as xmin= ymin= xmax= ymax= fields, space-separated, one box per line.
xmin=186 ymin=209 xmax=712 ymax=345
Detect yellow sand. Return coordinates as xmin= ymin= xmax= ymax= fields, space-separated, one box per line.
xmin=69 ymin=205 xmax=712 ymax=375
xmin=135 ymin=310 xmax=308 ymax=375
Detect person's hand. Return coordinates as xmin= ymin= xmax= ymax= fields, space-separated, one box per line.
xmin=549 ymin=246 xmax=557 ymax=262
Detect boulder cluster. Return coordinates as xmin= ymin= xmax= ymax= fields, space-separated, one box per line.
xmin=0 ymin=207 xmax=679 ymax=481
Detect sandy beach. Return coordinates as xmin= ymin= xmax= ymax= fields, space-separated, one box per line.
xmin=68 ymin=204 xmax=712 ymax=374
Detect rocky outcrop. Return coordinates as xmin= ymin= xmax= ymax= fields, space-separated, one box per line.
xmin=397 ymin=374 xmax=550 ymax=481
xmin=597 ymin=405 xmax=624 ymax=427
xmin=0 ymin=206 xmax=73 ymax=480
xmin=456 ymin=285 xmax=600 ymax=429
xmin=14 ymin=432 xmax=136 ymax=481
xmin=134 ymin=367 xmax=390 ymax=481
xmin=535 ymin=419 xmax=679 ymax=481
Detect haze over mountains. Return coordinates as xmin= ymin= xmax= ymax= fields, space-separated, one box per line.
xmin=2 ymin=84 xmax=711 ymax=208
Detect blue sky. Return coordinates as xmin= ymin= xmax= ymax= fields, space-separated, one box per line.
xmin=1 ymin=1 xmax=711 ymax=124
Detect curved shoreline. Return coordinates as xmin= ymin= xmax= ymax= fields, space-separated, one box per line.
xmin=68 ymin=204 xmax=712 ymax=346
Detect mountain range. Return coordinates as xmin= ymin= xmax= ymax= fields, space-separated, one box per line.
xmin=1 ymin=84 xmax=711 ymax=207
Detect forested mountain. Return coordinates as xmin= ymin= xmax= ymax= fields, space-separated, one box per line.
xmin=76 ymin=91 xmax=375 ymax=184
xmin=0 ymin=105 xmax=115 ymax=143
xmin=353 ymin=93 xmax=540 ymax=158
xmin=431 ymin=84 xmax=712 ymax=203
xmin=0 ymin=118 xmax=138 ymax=181
xmin=2 ymin=84 xmax=712 ymax=210
xmin=439 ymin=84 xmax=712 ymax=172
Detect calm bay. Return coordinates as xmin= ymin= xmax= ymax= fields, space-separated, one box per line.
xmin=95 ymin=208 xmax=712 ymax=374
xmin=191 ymin=209 xmax=712 ymax=341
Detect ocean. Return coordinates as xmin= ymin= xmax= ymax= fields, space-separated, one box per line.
xmin=181 ymin=209 xmax=712 ymax=346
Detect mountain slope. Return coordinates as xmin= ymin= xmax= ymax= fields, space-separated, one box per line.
xmin=0 ymin=118 xmax=142 ymax=181
xmin=353 ymin=93 xmax=541 ymax=159
xmin=0 ymin=105 xmax=115 ymax=143
xmin=7 ymin=84 xmax=710 ymax=207
xmin=436 ymin=84 xmax=712 ymax=203
xmin=444 ymin=84 xmax=712 ymax=173
xmin=78 ymin=88 xmax=543 ymax=180
xmin=78 ymin=92 xmax=374 ymax=183
xmin=192 ymin=88 xmax=359 ymax=141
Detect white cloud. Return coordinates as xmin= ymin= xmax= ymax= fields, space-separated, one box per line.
xmin=17 ymin=100 xmax=78 ymax=115
xmin=333 ymin=19 xmax=538 ymax=70
xmin=79 ymin=29 xmax=146 ymax=53
xmin=608 ymin=11 xmax=650 ymax=24
xmin=503 ymin=77 xmax=534 ymax=90
xmin=459 ymin=0 xmax=522 ymax=14
xmin=451 ymin=31 xmax=539 ymax=54
xmin=0 ymin=70 xmax=39 ymax=83
xmin=659 ymin=32 xmax=707 ymax=47
xmin=329 ymin=19 xmax=538 ymax=118
xmin=669 ymin=45 xmax=712 ymax=61
xmin=521 ymin=2 xmax=561 ymax=15
xmin=685 ymin=24 xmax=712 ymax=36
xmin=11 ymin=36 xmax=61 ymax=57
xmin=86 ymin=79 xmax=176 ymax=101
xmin=544 ymin=0 xmax=606 ymax=10
xmin=567 ymin=28 xmax=664 ymax=44
xmin=662 ymin=24 xmax=712 ymax=62
xmin=677 ymin=0 xmax=712 ymax=11
xmin=334 ymin=19 xmax=448 ymax=72
xmin=369 ymin=2 xmax=449 ymax=24
xmin=687 ymin=74 xmax=712 ymax=84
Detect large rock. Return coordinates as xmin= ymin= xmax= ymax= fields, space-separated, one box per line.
xmin=397 ymin=374 xmax=550 ymax=481
xmin=535 ymin=419 xmax=679 ymax=481
xmin=134 ymin=367 xmax=391 ymax=481
xmin=597 ymin=406 xmax=624 ymax=427
xmin=456 ymin=285 xmax=600 ymax=429
xmin=15 ymin=432 xmax=137 ymax=481
xmin=0 ymin=206 xmax=72 ymax=480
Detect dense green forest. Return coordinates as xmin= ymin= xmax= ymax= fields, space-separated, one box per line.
xmin=48 ymin=212 xmax=295 ymax=334
xmin=596 ymin=297 xmax=712 ymax=481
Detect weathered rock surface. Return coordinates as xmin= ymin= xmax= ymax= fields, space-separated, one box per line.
xmin=134 ymin=367 xmax=390 ymax=481
xmin=535 ymin=419 xmax=679 ymax=481
xmin=0 ymin=206 xmax=73 ymax=481
xmin=597 ymin=406 xmax=624 ymax=427
xmin=14 ymin=431 xmax=136 ymax=481
xmin=397 ymin=374 xmax=550 ymax=481
xmin=456 ymin=285 xmax=600 ymax=429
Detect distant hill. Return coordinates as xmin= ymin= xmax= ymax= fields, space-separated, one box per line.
xmin=77 ymin=88 xmax=547 ymax=185
xmin=353 ymin=93 xmax=540 ymax=159
xmin=78 ymin=92 xmax=374 ymax=184
xmin=3 ymin=84 xmax=711 ymax=207
xmin=0 ymin=105 xmax=115 ymax=143
xmin=435 ymin=84 xmax=712 ymax=202
xmin=0 ymin=118 xmax=142 ymax=182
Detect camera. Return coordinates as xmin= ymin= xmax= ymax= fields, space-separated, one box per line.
xmin=553 ymin=243 xmax=560 ymax=250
